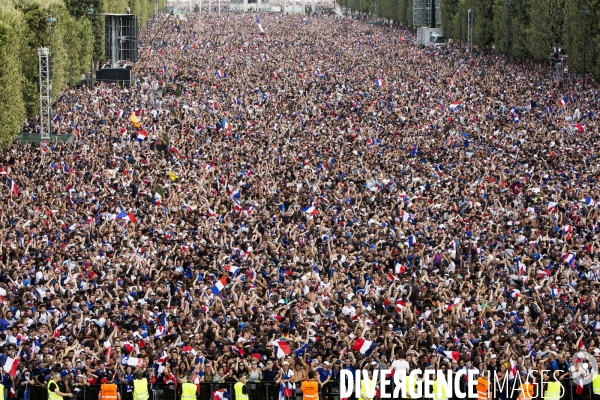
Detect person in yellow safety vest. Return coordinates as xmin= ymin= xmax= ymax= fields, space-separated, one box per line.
xmin=99 ymin=378 xmax=121 ymax=400
xmin=593 ymin=372 xmax=600 ymax=400
xmin=300 ymin=370 xmax=319 ymax=400
xmin=234 ymin=374 xmax=249 ymax=400
xmin=48 ymin=372 xmax=74 ymax=400
xmin=181 ymin=380 xmax=198 ymax=400
xmin=403 ymin=374 xmax=417 ymax=399
xmin=133 ymin=371 xmax=149 ymax=400
xmin=544 ymin=379 xmax=562 ymax=400
xmin=433 ymin=378 xmax=448 ymax=400
xmin=359 ymin=370 xmax=374 ymax=400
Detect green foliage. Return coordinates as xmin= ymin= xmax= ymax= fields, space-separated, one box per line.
xmin=441 ymin=0 xmax=458 ymax=37
xmin=562 ymin=0 xmax=600 ymax=78
xmin=0 ymin=0 xmax=161 ymax=145
xmin=0 ymin=0 xmax=26 ymax=146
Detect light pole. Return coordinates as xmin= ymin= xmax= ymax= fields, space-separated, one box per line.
xmin=459 ymin=0 xmax=463 ymax=50
xmin=45 ymin=13 xmax=57 ymax=135
xmin=505 ymin=1 xmax=511 ymax=60
xmin=581 ymin=8 xmax=590 ymax=84
xmin=87 ymin=7 xmax=94 ymax=86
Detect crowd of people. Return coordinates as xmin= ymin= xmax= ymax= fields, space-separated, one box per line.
xmin=4 ymin=6 xmax=600 ymax=400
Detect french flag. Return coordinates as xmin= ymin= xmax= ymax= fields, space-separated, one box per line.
xmin=301 ymin=203 xmax=318 ymax=215
xmin=511 ymin=110 xmax=520 ymax=123
xmin=8 ymin=179 xmax=18 ymax=196
xmin=395 ymin=263 xmax=406 ymax=274
xmin=117 ymin=110 xmax=125 ymax=118
xmin=516 ymin=257 xmax=525 ymax=275
xmin=137 ymin=130 xmax=147 ymax=142
xmin=449 ymin=101 xmax=461 ymax=112
xmin=551 ymin=287 xmax=562 ymax=298
xmin=229 ymin=189 xmax=241 ymax=206
xmin=407 ymin=235 xmax=416 ymax=247
xmin=120 ymin=356 xmax=144 ymax=368
xmin=224 ymin=265 xmax=239 ymax=276
xmin=562 ymin=253 xmax=576 ymax=266
xmin=154 ymin=326 xmax=166 ymax=338
xmin=438 ymin=347 xmax=459 ymax=362
xmin=216 ymin=70 xmax=226 ymax=78
xmin=156 ymin=350 xmax=168 ymax=365
xmin=222 ymin=117 xmax=231 ymax=131
xmin=211 ymin=276 xmax=228 ymax=295
xmin=273 ymin=340 xmax=290 ymax=359
xmin=256 ymin=16 xmax=264 ymax=33
xmin=116 ymin=211 xmax=137 ymax=223
xmin=212 ymin=389 xmax=230 ymax=400
xmin=1 ymin=356 xmax=18 ymax=377
xmin=560 ymin=96 xmax=568 ymax=106
xmin=232 ymin=345 xmax=245 ymax=357
xmin=203 ymin=164 xmax=215 ymax=170
xmin=352 ymin=338 xmax=377 ymax=356
xmin=572 ymin=123 xmax=585 ymax=133
xmin=243 ymin=206 xmax=255 ymax=217
xmin=122 ymin=341 xmax=135 ymax=354
xmin=374 ymin=79 xmax=384 ymax=87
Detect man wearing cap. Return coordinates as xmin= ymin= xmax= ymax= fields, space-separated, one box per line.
xmin=315 ymin=361 xmax=332 ymax=386
xmin=98 ymin=377 xmax=120 ymax=400
xmin=48 ymin=372 xmax=73 ymax=400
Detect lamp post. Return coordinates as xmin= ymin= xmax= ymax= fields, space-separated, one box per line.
xmin=87 ymin=7 xmax=94 ymax=86
xmin=581 ymin=8 xmax=590 ymax=84
xmin=505 ymin=1 xmax=512 ymax=60
xmin=45 ymin=13 xmax=57 ymax=136
xmin=459 ymin=0 xmax=463 ymax=50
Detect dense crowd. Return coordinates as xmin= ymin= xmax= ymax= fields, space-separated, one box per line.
xmin=4 ymin=7 xmax=600 ymax=400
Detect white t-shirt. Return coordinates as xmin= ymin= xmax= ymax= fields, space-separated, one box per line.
xmin=342 ymin=305 xmax=356 ymax=317
xmin=391 ymin=359 xmax=410 ymax=373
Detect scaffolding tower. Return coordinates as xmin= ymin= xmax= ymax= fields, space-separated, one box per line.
xmin=374 ymin=0 xmax=378 ymax=18
xmin=38 ymin=48 xmax=51 ymax=140
xmin=467 ymin=9 xmax=473 ymax=52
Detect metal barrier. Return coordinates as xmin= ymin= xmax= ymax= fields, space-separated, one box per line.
xmin=11 ymin=379 xmax=594 ymax=400
xmin=11 ymin=381 xmax=341 ymax=400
